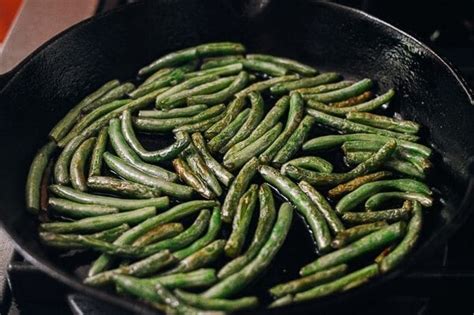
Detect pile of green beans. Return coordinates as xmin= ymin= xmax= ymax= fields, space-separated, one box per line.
xmin=25 ymin=42 xmax=434 ymax=312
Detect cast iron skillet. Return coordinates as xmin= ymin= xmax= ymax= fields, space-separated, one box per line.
xmin=0 ymin=0 xmax=473 ymax=313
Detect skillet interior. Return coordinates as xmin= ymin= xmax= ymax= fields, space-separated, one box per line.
xmin=0 ymin=0 xmax=473 ymax=313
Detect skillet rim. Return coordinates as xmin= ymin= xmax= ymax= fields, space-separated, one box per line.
xmin=0 ymin=0 xmax=473 ymax=313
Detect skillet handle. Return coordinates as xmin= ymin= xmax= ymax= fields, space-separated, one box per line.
xmin=223 ymin=0 xmax=271 ymax=18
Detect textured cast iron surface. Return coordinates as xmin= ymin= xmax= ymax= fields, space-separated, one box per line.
xmin=0 ymin=0 xmax=473 ymax=313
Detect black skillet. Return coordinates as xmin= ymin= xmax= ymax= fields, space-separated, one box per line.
xmin=0 ymin=0 xmax=473 ymax=313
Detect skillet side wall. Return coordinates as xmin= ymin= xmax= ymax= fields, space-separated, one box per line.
xmin=0 ymin=0 xmax=472 ymax=313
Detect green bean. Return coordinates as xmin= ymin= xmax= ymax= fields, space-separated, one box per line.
xmin=155 ymin=283 xmax=203 ymax=314
xmin=259 ymin=92 xmax=305 ymax=163
xmin=221 ymin=157 xmax=259 ymax=223
xmin=342 ymin=140 xmax=432 ymax=171
xmin=49 ymin=184 xmax=169 ymax=211
xmin=49 ymin=79 xmax=120 ymax=142
xmin=85 ymin=250 xmax=176 ymax=286
xmin=307 ymin=108 xmax=419 ymax=142
xmin=330 ymin=90 xmax=374 ymax=108
xmin=26 ymin=141 xmax=57 ymax=214
xmin=134 ymin=210 xmax=211 ymax=255
xmin=41 ymin=206 xmax=156 ymax=234
xmin=89 ymin=200 xmax=217 ymax=276
xmin=341 ymin=206 xmax=412 ymax=224
xmin=331 ymin=221 xmax=389 ymax=249
xmin=114 ymin=270 xmax=217 ymax=298
xmin=141 ymin=269 xmax=218 ymax=289
xmin=203 ymin=203 xmax=293 ymax=298
xmin=258 ymin=165 xmax=331 ymax=252
xmin=58 ymin=86 xmax=165 ymax=151
xmin=294 ymin=264 xmax=379 ymax=302
xmin=88 ymin=127 xmax=108 ymax=177
xmin=142 ymin=68 xmax=173 ymax=85
xmin=268 ymin=295 xmax=293 ymax=308
xmin=269 ymin=264 xmax=348 ymax=298
xmin=246 ymin=54 xmax=317 ymax=75
xmin=103 ymin=153 xmax=194 ymax=200
xmin=108 ymin=118 xmax=177 ymax=181
xmin=298 ymin=181 xmax=345 ymax=234
xmin=138 ymin=105 xmax=207 ymax=119
xmin=346 ymin=112 xmax=420 ymax=134
xmin=284 ymin=140 xmax=396 ymax=186
xmin=328 ymin=171 xmax=393 ymax=199
xmin=305 ymin=78 xmax=373 ymax=103
xmin=163 ymin=239 xmax=226 ymax=275
xmin=196 ymin=42 xmax=246 ymax=57
xmin=82 ymin=83 xmax=135 ymax=113
xmin=270 ymin=72 xmax=340 ymax=95
xmin=130 ymin=69 xmax=185 ymax=99
xmin=379 ymin=201 xmax=422 ymax=272
xmin=174 ymin=207 xmax=221 ymax=260
xmin=154 ymin=74 xmax=219 ymax=108
xmin=74 ymin=210 xmax=210 ymax=258
xmin=208 ymin=109 xmax=250 ymax=153
xmin=201 ymin=55 xmax=244 ymax=70
xmin=345 ymin=151 xmax=425 ymax=179
xmin=296 ymin=80 xmax=353 ymax=95
xmin=303 ymin=133 xmax=432 ymax=157
xmin=335 ymin=178 xmax=431 ymax=213
xmin=205 ymin=97 xmax=246 ymax=139
xmin=54 ymin=90 xmax=164 ymax=183
xmin=184 ymin=63 xmax=243 ymax=80
xmin=175 ymin=290 xmax=258 ymax=312
xmin=225 ymin=185 xmax=258 ymax=258
xmin=87 ymin=176 xmax=161 ymax=199
xmin=182 ymin=145 xmax=222 ymax=197
xmin=240 ymin=59 xmax=288 ymax=77
xmin=365 ymin=191 xmax=433 ymax=210
xmin=283 ymin=156 xmax=333 ymax=174
xmin=132 ymin=223 xmax=184 ymax=246
xmin=235 ymin=74 xmax=300 ymax=98
xmin=272 ymin=115 xmax=315 ymax=166
xmin=172 ymin=112 xmax=225 ymax=133
xmin=134 ymin=104 xmax=225 ymax=133
xmin=59 ymin=100 xmax=129 ymax=146
xmin=188 ymin=71 xmax=249 ymax=105
xmin=160 ymin=76 xmax=235 ymax=109
xmin=300 ymin=222 xmax=405 ymax=276
xmin=218 ymin=183 xmax=277 ymax=279
xmin=138 ymin=47 xmax=197 ymax=77
xmin=191 ymin=133 xmax=234 ymax=186
xmin=122 ymin=111 xmax=190 ymax=163
xmin=69 ymin=137 xmax=95 ymax=191
xmin=48 ymin=197 xmax=118 ymax=218
xmin=307 ymin=89 xmax=395 ymax=117
xmin=224 ymin=122 xmax=282 ymax=171
xmin=113 ymin=274 xmax=167 ymax=307
xmin=220 ymin=92 xmax=265 ymax=153
xmin=171 ymin=158 xmax=211 ymax=199
xmin=225 ymin=94 xmax=289 ymax=157
xmin=39 ymin=224 xmax=129 ymax=249
xmin=54 ymin=136 xmax=85 ymax=184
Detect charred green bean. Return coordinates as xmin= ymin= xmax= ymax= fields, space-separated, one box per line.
xmin=300 ymin=222 xmax=406 ymax=276
xmin=191 ymin=133 xmax=234 ymax=186
xmin=87 ymin=176 xmax=161 ymax=199
xmin=258 ymin=165 xmax=331 ymax=252
xmin=49 ymin=184 xmax=169 ymax=211
xmin=225 ymin=185 xmax=258 ymax=258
